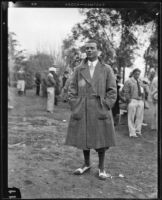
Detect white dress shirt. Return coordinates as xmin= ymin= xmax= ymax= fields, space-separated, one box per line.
xmin=88 ymin=59 xmax=98 ymax=78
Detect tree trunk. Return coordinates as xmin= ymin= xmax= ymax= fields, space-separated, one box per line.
xmin=122 ymin=66 xmax=125 ymax=84
xmin=118 ymin=64 xmax=121 ymax=75
xmin=145 ymin=61 xmax=148 ymax=77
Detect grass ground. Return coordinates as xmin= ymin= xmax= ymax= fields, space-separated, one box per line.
xmin=8 ymin=87 xmax=157 ymax=199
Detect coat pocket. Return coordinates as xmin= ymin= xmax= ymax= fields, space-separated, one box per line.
xmin=96 ymin=98 xmax=110 ymax=120
xmin=70 ymin=97 xmax=83 ymax=120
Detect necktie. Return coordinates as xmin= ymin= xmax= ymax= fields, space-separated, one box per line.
xmin=137 ymin=79 xmax=142 ymax=97
xmin=89 ymin=62 xmax=94 ymax=77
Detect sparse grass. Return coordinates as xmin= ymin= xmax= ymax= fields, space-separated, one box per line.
xmin=8 ymin=87 xmax=157 ymax=199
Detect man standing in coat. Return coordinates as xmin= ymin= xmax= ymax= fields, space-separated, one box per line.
xmin=65 ymin=40 xmax=117 ymax=180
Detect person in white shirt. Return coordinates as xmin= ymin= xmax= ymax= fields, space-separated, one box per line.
xmin=122 ymin=68 xmax=145 ymax=137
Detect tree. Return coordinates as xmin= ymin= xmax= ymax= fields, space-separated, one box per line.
xmin=71 ymin=8 xmax=120 ymax=64
xmin=8 ymin=32 xmax=18 ymax=57
xmin=144 ymin=26 xmax=158 ymax=76
xmin=62 ymin=35 xmax=81 ymax=72
xmin=63 ymin=8 xmax=138 ymax=77
xmin=62 ymin=6 xmax=159 ymax=80
xmin=8 ymin=32 xmax=27 ymax=86
xmin=114 ymin=24 xmax=137 ymax=83
xmin=117 ymin=5 xmax=159 ymax=27
xmin=117 ymin=6 xmax=159 ymax=78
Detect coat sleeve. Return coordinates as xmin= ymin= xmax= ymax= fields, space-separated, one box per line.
xmin=104 ymin=66 xmax=117 ymax=109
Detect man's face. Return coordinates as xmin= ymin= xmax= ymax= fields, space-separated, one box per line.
xmin=85 ymin=42 xmax=98 ymax=60
xmin=150 ymin=71 xmax=155 ymax=78
xmin=133 ymin=71 xmax=141 ymax=80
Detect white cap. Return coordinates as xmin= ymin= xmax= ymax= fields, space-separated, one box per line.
xmin=49 ymin=67 xmax=56 ymax=72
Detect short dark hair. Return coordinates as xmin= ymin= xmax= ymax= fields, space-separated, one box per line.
xmin=132 ymin=68 xmax=141 ymax=74
xmin=85 ymin=39 xmax=99 ymax=49
xmin=64 ymin=71 xmax=69 ymax=74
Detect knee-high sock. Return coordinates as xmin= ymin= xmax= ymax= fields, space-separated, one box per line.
xmin=83 ymin=150 xmax=90 ymax=166
xmin=98 ymin=150 xmax=105 ymax=171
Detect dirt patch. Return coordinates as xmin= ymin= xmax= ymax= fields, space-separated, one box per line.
xmin=8 ymin=88 xmax=157 ymax=199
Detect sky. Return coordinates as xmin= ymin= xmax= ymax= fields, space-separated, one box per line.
xmin=8 ymin=5 xmax=154 ymax=79
xmin=8 ymin=6 xmax=85 ymax=54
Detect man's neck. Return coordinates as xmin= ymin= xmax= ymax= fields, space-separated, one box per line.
xmin=133 ymin=77 xmax=138 ymax=81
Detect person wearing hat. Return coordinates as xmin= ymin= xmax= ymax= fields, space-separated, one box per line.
xmin=46 ymin=67 xmax=57 ymax=113
xmin=122 ymin=68 xmax=145 ymax=137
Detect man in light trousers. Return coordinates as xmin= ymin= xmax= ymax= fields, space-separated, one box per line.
xmin=46 ymin=67 xmax=56 ymax=113
xmin=123 ymin=68 xmax=145 ymax=137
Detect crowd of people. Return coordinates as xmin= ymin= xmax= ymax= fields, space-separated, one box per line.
xmin=14 ymin=42 xmax=158 ymax=137
xmin=12 ymin=40 xmax=158 ymax=180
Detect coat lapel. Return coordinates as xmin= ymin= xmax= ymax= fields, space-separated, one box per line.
xmin=91 ymin=61 xmax=102 ymax=86
xmin=80 ymin=60 xmax=104 ymax=89
xmin=80 ymin=62 xmax=92 ymax=85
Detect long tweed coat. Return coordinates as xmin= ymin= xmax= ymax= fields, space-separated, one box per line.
xmin=65 ymin=58 xmax=117 ymax=150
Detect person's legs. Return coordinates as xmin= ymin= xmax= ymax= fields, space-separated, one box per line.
xmin=83 ymin=150 xmax=90 ymax=167
xmin=128 ymin=99 xmax=137 ymax=137
xmin=36 ymin=85 xmax=39 ymax=95
xmin=96 ymin=147 xmax=110 ymax=179
xmin=135 ymin=100 xmax=144 ymax=134
xmin=38 ymin=84 xmax=40 ymax=96
xmin=18 ymin=80 xmax=23 ymax=96
xmin=47 ymin=87 xmax=54 ymax=113
xmin=155 ymin=103 xmax=158 ymax=130
xmin=73 ymin=149 xmax=91 ymax=175
xmin=96 ymin=148 xmax=109 ymax=171
xmin=21 ymin=80 xmax=25 ymax=95
xmin=55 ymin=96 xmax=58 ymax=105
xmin=151 ymin=102 xmax=157 ymax=130
xmin=47 ymin=88 xmax=50 ymax=111
xmin=98 ymin=150 xmax=105 ymax=172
